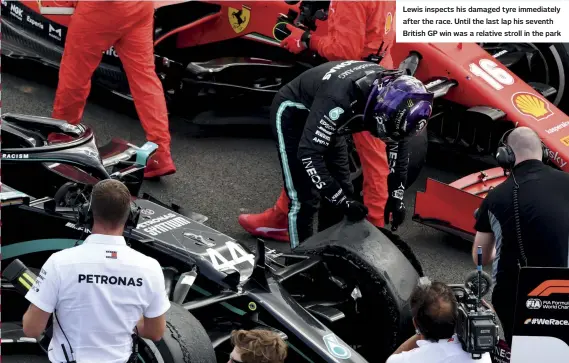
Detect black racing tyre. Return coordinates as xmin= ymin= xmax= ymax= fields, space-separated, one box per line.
xmin=293 ymin=220 xmax=420 ymax=361
xmin=141 ymin=302 xmax=216 ymax=363
xmin=520 ymin=43 xmax=569 ymax=112
xmin=350 ymin=127 xmax=428 ymax=200
xmin=378 ymin=227 xmax=424 ymax=277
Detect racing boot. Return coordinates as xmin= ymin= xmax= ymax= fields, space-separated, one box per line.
xmin=238 ymin=190 xmax=290 ymax=242
xmin=144 ymin=150 xmax=176 ymax=179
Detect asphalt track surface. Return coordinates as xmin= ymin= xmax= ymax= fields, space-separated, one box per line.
xmin=1 ymin=59 xmax=497 ymax=361
xmin=2 ymin=58 xmax=497 ymax=284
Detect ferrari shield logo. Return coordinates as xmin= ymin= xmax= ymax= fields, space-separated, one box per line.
xmin=511 ymin=92 xmax=554 ymax=121
xmin=228 ymin=5 xmax=251 ymax=34
xmin=323 ymin=334 xmax=351 ymax=359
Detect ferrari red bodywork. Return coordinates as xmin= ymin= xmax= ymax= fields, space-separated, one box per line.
xmin=30 ymin=0 xmax=331 ymax=46
xmin=11 ymin=1 xmax=569 ymax=241
xmin=389 ymin=42 xmax=569 ymax=240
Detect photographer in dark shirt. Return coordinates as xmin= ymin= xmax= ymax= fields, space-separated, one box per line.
xmin=473 ymin=126 xmax=569 ymax=346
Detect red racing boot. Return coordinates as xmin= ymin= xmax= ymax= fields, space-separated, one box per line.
xmin=144 ymin=150 xmax=176 ymax=179
xmin=238 ymin=189 xmax=290 ymax=242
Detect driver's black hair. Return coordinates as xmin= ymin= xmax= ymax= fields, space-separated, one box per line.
xmin=410 ymin=281 xmax=458 ymax=342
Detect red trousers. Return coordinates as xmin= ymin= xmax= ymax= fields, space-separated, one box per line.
xmin=52 ymin=1 xmax=171 ymax=154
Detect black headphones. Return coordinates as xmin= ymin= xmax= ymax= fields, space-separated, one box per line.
xmin=77 ymin=180 xmax=141 ymax=231
xmin=495 ymin=128 xmax=549 ymax=170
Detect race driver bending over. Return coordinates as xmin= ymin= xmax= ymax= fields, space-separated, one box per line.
xmin=51 ymin=1 xmax=176 ymax=179
xmin=239 ymin=0 xmax=402 ymax=241
xmin=256 ymin=60 xmax=433 ymax=249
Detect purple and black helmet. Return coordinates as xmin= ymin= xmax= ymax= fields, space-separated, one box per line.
xmin=363 ymin=74 xmax=434 ymax=141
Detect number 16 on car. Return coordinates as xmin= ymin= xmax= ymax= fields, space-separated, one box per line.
xmin=469 ymin=59 xmax=515 ymax=91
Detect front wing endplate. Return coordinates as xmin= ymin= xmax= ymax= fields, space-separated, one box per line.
xmin=413 ymin=178 xmax=484 ymax=241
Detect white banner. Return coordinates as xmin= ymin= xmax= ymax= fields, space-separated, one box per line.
xmin=396 ymin=0 xmax=569 ymax=43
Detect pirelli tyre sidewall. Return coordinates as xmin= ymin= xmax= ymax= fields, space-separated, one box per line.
xmin=294 ymin=220 xmax=419 ymax=360
xmin=526 ymin=43 xmax=569 ymax=113
xmin=140 ymin=302 xmax=216 ymax=363
xmin=350 ymin=127 xmax=428 ymax=200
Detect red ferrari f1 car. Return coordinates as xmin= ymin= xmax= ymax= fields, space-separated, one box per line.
xmin=3 ymin=0 xmax=569 ymax=241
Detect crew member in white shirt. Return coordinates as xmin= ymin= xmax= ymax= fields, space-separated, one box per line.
xmin=385 ymin=279 xmax=492 ymax=363
xmin=22 ymin=179 xmax=171 ymax=363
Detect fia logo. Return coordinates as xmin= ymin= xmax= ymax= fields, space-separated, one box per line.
xmin=323 ymin=334 xmax=351 ymax=359
xmin=526 ymin=298 xmax=542 ymax=310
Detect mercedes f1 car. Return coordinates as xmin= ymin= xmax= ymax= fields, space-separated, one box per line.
xmin=1 ymin=113 xmax=423 ymax=363
xmin=3 ymin=1 xmax=569 ymax=241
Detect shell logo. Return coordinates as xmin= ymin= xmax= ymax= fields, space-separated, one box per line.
xmin=511 ymin=92 xmax=554 ymax=121
xmin=385 ymin=12 xmax=393 ymax=34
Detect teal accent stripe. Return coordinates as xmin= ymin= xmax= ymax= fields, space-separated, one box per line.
xmin=2 ymin=239 xmax=82 ymax=260
xmin=0 ymin=191 xmax=29 ymax=201
xmin=136 ymin=141 xmax=158 ymax=166
xmin=276 ymin=101 xmax=308 ymax=249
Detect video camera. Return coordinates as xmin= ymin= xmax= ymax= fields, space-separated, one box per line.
xmin=451 ymin=247 xmax=500 ymax=359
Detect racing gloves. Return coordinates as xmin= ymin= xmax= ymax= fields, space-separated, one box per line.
xmin=384 ymin=177 xmax=406 ymax=231
xmin=341 ymin=199 xmax=369 ymax=222
xmin=281 ymin=24 xmax=311 ymax=54
xmin=326 ymin=188 xmax=369 ymax=222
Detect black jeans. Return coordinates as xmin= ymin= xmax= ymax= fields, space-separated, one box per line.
xmin=492 ymin=284 xmax=516 ymax=347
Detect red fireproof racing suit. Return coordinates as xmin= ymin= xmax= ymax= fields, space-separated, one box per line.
xmin=52 ymin=1 xmax=172 ymax=161
xmin=274 ymin=0 xmax=397 ymax=227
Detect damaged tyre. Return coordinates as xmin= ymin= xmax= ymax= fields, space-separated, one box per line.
xmin=286 ymin=220 xmax=420 ymax=361
xmin=140 ymin=303 xmax=216 ymax=363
